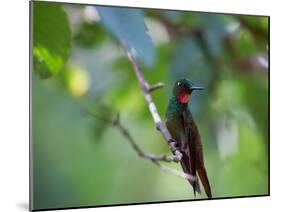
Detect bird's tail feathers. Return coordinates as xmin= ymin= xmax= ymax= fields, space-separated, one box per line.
xmin=180 ymin=152 xmax=201 ymax=195
xmin=197 ymin=166 xmax=212 ymax=199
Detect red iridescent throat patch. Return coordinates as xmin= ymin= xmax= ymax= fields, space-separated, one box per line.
xmin=177 ymin=92 xmax=190 ymax=104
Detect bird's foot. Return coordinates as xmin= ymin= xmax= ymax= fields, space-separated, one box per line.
xmin=168 ymin=139 xmax=182 ymax=161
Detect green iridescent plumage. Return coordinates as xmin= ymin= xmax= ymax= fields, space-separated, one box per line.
xmin=166 ymin=95 xmax=194 ymax=124
xmin=165 ymin=79 xmax=212 ymax=198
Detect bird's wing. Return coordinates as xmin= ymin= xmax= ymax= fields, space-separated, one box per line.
xmin=182 ymin=110 xmax=197 ymax=195
xmin=190 ymin=121 xmax=212 ymax=199
xmin=165 ymin=113 xmax=201 ymax=195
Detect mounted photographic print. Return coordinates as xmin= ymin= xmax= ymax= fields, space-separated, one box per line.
xmin=30 ymin=0 xmax=269 ymax=211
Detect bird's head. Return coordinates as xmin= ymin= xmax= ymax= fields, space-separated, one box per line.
xmin=173 ymin=78 xmax=204 ymax=104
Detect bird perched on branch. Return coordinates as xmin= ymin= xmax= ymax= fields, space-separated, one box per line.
xmin=165 ymin=78 xmax=212 ymax=198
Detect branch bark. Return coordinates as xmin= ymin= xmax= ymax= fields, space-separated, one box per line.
xmin=124 ymin=48 xmax=183 ymax=161
xmin=84 ymin=110 xmax=196 ymax=181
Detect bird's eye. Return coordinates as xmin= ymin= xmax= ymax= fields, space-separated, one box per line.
xmin=177 ymin=81 xmax=182 ymax=87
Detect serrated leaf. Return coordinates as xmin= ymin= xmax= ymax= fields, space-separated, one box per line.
xmin=33 ymin=2 xmax=71 ymax=78
xmin=96 ymin=6 xmax=155 ymax=67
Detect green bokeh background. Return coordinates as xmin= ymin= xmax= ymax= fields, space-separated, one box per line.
xmin=31 ymin=1 xmax=269 ymax=210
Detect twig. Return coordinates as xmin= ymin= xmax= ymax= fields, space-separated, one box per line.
xmin=148 ymin=82 xmax=165 ymax=92
xmin=154 ymin=160 xmax=190 ymax=179
xmin=123 ymin=47 xmax=183 ymax=161
xmin=84 ymin=110 xmax=196 ymax=181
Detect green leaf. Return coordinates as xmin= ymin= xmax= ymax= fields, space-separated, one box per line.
xmin=33 ymin=2 xmax=71 ymax=78
xmin=96 ymin=6 xmax=155 ymax=67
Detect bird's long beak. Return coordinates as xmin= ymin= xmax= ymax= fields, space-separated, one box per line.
xmin=191 ymin=86 xmax=204 ymax=91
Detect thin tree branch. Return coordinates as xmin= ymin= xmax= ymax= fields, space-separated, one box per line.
xmin=148 ymin=82 xmax=165 ymax=92
xmin=123 ymin=47 xmax=183 ymax=161
xmin=154 ymin=160 xmax=190 ymax=179
xmin=84 ymin=110 xmax=196 ymax=181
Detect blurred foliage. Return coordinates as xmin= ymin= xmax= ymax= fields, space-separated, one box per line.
xmin=33 ymin=2 xmax=71 ymax=78
xmin=74 ymin=21 xmax=106 ymax=48
xmin=32 ymin=2 xmax=269 ymax=210
xmin=96 ymin=6 xmax=155 ymax=67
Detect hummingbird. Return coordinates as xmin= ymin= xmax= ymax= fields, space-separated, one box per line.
xmin=165 ymin=78 xmax=212 ymax=198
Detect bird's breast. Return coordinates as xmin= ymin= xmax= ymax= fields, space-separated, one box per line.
xmin=166 ymin=116 xmax=186 ymax=147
